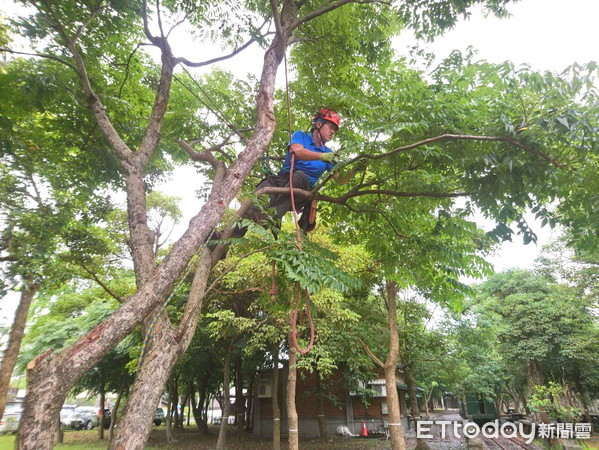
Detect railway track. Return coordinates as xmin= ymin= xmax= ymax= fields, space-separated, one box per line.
xmin=483 ymin=435 xmax=538 ymax=450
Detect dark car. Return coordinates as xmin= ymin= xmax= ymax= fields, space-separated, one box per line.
xmin=154 ymin=408 xmax=164 ymax=426
xmin=98 ymin=408 xmax=111 ymax=429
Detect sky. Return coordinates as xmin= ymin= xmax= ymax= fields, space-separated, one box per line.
xmin=0 ymin=0 xmax=598 ymax=325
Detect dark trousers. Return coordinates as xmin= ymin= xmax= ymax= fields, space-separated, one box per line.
xmin=234 ymin=171 xmax=311 ymax=237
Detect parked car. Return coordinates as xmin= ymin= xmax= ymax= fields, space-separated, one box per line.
xmin=60 ymin=405 xmax=83 ymax=430
xmin=154 ymin=408 xmax=164 ymax=426
xmin=0 ymin=410 xmax=21 ymax=433
xmin=74 ymin=406 xmax=99 ymax=430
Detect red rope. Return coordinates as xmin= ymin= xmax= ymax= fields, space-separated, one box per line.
xmin=288 ymin=153 xmax=315 ymax=354
xmin=290 ymin=284 xmax=315 ymax=355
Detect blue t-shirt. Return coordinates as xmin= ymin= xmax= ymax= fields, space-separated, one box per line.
xmin=279 ymin=130 xmax=334 ymax=188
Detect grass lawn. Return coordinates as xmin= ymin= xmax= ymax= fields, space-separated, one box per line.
xmin=1 ymin=426 xmax=393 ymax=449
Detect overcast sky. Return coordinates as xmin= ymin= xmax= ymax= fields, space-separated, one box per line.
xmin=1 ymin=0 xmax=597 ymax=324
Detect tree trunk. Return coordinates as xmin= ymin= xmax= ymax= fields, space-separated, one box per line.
xmin=98 ymin=387 xmax=106 ymax=440
xmin=245 ymin=372 xmax=254 ymax=431
xmin=528 ymin=359 xmax=549 ymax=423
xmin=165 ymin=385 xmax=174 ymax=443
xmin=54 ymin=411 xmax=63 ymax=444
xmin=16 ymin=28 xmax=288 ymax=449
xmin=235 ymin=353 xmax=245 ymax=431
xmin=108 ymin=386 xmax=125 ymax=442
xmin=384 ymin=281 xmax=406 ymax=450
xmin=404 ymin=366 xmax=420 ymax=417
xmin=286 ymin=334 xmax=299 ymax=450
xmin=216 ymin=348 xmax=233 ymax=450
xmin=110 ymin=313 xmax=179 ymax=449
xmin=272 ymin=346 xmax=281 ymax=450
xmin=179 ymin=391 xmax=189 ymax=429
xmin=110 ymin=249 xmax=212 ymax=449
xmin=0 ymin=281 xmax=38 ymax=421
xmin=316 ymin=370 xmax=328 ymax=440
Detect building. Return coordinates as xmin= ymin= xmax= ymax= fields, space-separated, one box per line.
xmin=252 ymin=364 xmax=415 ymax=438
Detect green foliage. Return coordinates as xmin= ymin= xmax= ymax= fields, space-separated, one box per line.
xmin=529 ymin=382 xmax=581 ymax=423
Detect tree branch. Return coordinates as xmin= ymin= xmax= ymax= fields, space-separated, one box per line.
xmin=72 ymin=0 xmax=105 ymax=44
xmin=155 ymin=0 xmax=166 ymax=40
xmin=179 ymin=139 xmax=226 ymax=169
xmin=141 ymin=0 xmax=159 ymax=45
xmin=175 ymin=34 xmax=268 ymax=68
xmin=37 ymin=0 xmax=134 ymax=162
xmin=364 ymin=134 xmax=566 ymax=168
xmin=269 ymin=0 xmax=283 ymax=37
xmin=290 ymin=0 xmax=387 ymax=31
xmin=117 ymin=43 xmax=142 ymax=98
xmin=0 ymin=47 xmax=77 ymax=72
xmin=357 ymin=337 xmax=385 ymax=368
xmin=80 ymin=264 xmax=124 ymax=303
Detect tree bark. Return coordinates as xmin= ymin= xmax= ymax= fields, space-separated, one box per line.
xmin=0 ymin=281 xmax=38 ymax=421
xmin=216 ymin=347 xmax=233 ymax=450
xmin=272 ymin=346 xmax=281 ymax=450
xmin=384 ymin=281 xmax=406 ymax=450
xmin=286 ymin=334 xmax=299 ymax=450
xmin=110 ymin=249 xmax=212 ymax=449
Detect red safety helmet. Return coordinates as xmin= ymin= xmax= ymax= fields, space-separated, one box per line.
xmin=313 ymin=108 xmax=341 ymax=128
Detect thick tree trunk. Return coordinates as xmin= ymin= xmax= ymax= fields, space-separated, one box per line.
xmin=316 ymin=370 xmax=328 ymax=440
xmin=0 ymin=281 xmax=38 ymax=421
xmin=384 ymin=281 xmax=406 ymax=450
xmin=110 ymin=250 xmax=212 ymax=449
xmin=286 ymin=336 xmax=299 ymax=450
xmin=235 ymin=353 xmax=245 ymax=431
xmin=272 ymin=346 xmax=281 ymax=450
xmin=110 ymin=313 xmax=179 ymax=449
xmin=216 ymin=349 xmax=233 ymax=450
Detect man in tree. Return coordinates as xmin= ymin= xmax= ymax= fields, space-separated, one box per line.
xmin=234 ymin=108 xmax=366 ymax=235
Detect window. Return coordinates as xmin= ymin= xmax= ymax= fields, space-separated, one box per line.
xmin=257 ymin=383 xmax=272 ymax=398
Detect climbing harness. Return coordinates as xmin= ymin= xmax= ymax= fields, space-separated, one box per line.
xmin=137 ymin=228 xmax=217 ymax=372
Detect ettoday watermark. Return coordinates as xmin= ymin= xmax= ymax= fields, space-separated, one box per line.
xmin=416 ymin=420 xmax=592 ymax=444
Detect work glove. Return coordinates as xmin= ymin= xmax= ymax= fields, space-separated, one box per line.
xmin=352 ymin=158 xmax=368 ymax=172
xmin=320 ymin=152 xmax=337 ymax=163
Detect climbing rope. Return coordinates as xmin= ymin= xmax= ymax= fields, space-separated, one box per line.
xmin=137 ymin=228 xmax=217 ymax=372
xmin=287 ymin=152 xmax=316 ymax=354
xmin=282 ymin=51 xmax=316 ymax=354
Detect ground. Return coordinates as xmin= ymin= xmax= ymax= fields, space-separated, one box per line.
xmin=0 ymin=411 xmax=596 ymax=449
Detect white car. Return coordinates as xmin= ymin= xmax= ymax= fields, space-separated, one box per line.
xmin=0 ymin=410 xmax=21 ymax=433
